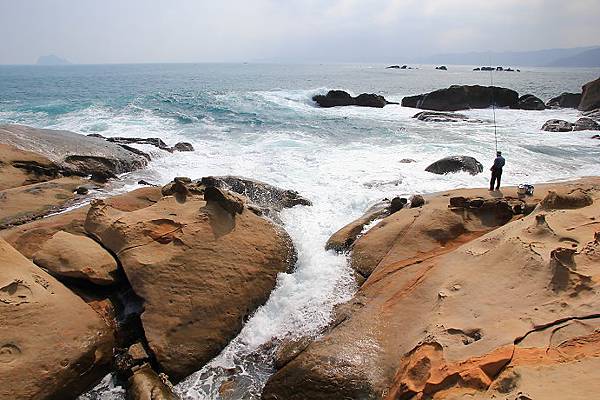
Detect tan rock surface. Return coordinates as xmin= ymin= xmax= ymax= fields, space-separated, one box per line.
xmin=0 ymin=143 xmax=60 ymax=190
xmin=85 ymin=192 xmax=296 ymax=381
xmin=0 ymin=238 xmax=114 ymax=400
xmin=262 ymin=178 xmax=600 ymax=399
xmin=33 ymin=230 xmax=118 ymax=285
xmin=0 ymin=187 xmax=162 ymax=259
xmin=0 ymin=176 xmax=86 ymax=229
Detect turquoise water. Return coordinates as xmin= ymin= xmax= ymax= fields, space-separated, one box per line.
xmin=2 ymin=64 xmax=600 ymax=399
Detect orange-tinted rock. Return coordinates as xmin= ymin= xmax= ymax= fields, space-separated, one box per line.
xmin=85 ymin=192 xmax=295 ymax=381
xmin=0 ymin=238 xmax=114 ymax=399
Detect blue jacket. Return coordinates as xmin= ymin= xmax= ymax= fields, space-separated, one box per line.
xmin=492 ymin=156 xmax=505 ymax=170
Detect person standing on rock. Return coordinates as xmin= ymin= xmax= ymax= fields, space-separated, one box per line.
xmin=489 ymin=151 xmax=505 ymax=191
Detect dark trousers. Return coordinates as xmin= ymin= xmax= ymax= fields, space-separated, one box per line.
xmin=490 ymin=168 xmax=502 ymax=190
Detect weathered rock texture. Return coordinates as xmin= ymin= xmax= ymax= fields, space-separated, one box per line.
xmin=84 ymin=192 xmax=296 ymax=381
xmin=263 ymin=179 xmax=600 ymax=400
xmin=578 ymin=77 xmax=600 ymax=112
xmin=0 ymin=143 xmax=61 ymax=190
xmin=32 ymin=230 xmax=119 ymax=285
xmin=0 ymin=176 xmax=87 ymax=229
xmin=0 ymin=124 xmax=147 ymax=180
xmin=401 ymin=85 xmax=519 ymax=111
xmin=0 ymin=238 xmax=114 ymax=399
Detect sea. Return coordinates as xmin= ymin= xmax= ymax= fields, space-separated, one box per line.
xmin=1 ymin=63 xmax=599 ymax=399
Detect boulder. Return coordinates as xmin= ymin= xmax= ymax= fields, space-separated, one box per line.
xmin=312 ymin=90 xmax=394 ymax=108
xmin=435 ymin=66 xmax=448 ymax=70
xmin=173 ymin=142 xmax=194 ymax=152
xmin=0 ymin=238 xmax=114 ymax=399
xmin=409 ymin=194 xmax=425 ymax=208
xmin=573 ymin=117 xmax=600 ymax=131
xmin=578 ymin=77 xmax=600 ymax=111
xmin=0 ymin=187 xmax=162 ymax=259
xmin=541 ymin=119 xmax=574 ymax=132
xmin=32 ymin=231 xmax=118 ymax=285
xmin=412 ymin=111 xmax=470 ymax=122
xmin=517 ymin=94 xmax=545 ymax=110
xmin=545 ymin=92 xmax=581 ymax=108
xmin=0 ymin=124 xmax=147 ymax=180
xmin=0 ymin=143 xmax=61 ymax=191
xmin=402 ymin=85 xmax=519 ymax=111
xmin=425 ymin=156 xmax=483 ymax=175
xmin=200 ymin=175 xmax=312 ymax=214
xmin=262 ymin=180 xmax=600 ymax=400
xmin=84 ymin=194 xmax=296 ymax=381
xmin=0 ymin=176 xmax=88 ymax=229
xmin=128 ymin=364 xmax=179 ymax=400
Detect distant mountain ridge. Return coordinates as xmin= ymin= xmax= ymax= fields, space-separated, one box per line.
xmin=413 ymin=46 xmax=600 ymax=67
xmin=36 ymin=54 xmax=71 ymax=65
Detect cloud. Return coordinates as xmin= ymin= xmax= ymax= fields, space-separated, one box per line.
xmin=0 ymin=0 xmax=598 ymax=64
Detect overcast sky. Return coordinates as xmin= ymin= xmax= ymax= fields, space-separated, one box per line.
xmin=1 ymin=0 xmax=599 ymax=64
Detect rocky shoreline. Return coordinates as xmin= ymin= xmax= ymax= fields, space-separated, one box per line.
xmin=1 ymin=77 xmax=600 ymax=400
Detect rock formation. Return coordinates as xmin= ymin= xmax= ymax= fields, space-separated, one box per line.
xmin=313 ymin=90 xmax=397 ymax=108
xmin=517 ymin=94 xmax=545 ymax=110
xmin=546 ymin=92 xmax=581 ymax=108
xmin=0 ymin=238 xmax=114 ymax=399
xmin=262 ymin=179 xmax=600 ymax=400
xmin=402 ymin=85 xmax=519 ymax=111
xmin=578 ymin=77 xmax=600 ymax=111
xmin=425 ymin=156 xmax=483 ymax=175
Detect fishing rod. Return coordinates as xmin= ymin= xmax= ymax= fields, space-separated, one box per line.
xmin=489 ymin=68 xmax=498 ymax=153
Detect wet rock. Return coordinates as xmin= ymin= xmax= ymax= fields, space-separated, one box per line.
xmin=412 ymin=111 xmax=471 ymax=122
xmin=399 ymin=158 xmax=416 ymax=163
xmin=573 ymin=117 xmax=600 ymax=131
xmin=546 ymin=92 xmax=581 ymax=108
xmin=0 ymin=124 xmax=147 ymax=179
xmin=425 ymin=156 xmax=483 ymax=175
xmin=0 ymin=238 xmax=114 ymax=399
xmin=312 ymin=90 xmax=395 ymax=108
xmin=541 ymin=119 xmax=574 ymax=132
xmin=32 ymin=230 xmax=118 ymax=285
xmin=84 ymin=195 xmax=296 ymax=381
xmin=578 ymin=77 xmax=600 ymax=111
xmin=402 ymin=85 xmax=519 ymax=111
xmin=386 ymin=65 xmax=400 ymax=69
xmin=200 ymin=175 xmax=311 ymax=214
xmin=128 ymin=364 xmax=179 ymax=400
xmin=435 ymin=65 xmax=448 ymax=70
xmin=517 ymin=94 xmax=545 ymax=110
xmin=409 ymin=194 xmax=425 ymax=208
xmin=325 ymin=201 xmax=390 ymax=253
xmin=274 ymin=336 xmax=315 ymax=370
xmin=173 ymin=142 xmax=194 ymax=152
xmin=583 ymin=108 xmax=600 ymax=121
xmin=138 ymin=179 xmax=159 ymax=187
xmin=389 ymin=197 xmax=408 ymax=213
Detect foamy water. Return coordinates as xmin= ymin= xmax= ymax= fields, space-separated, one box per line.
xmin=2 ymin=63 xmax=599 ymax=399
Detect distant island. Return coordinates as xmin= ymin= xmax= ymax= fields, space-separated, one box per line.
xmin=36 ymin=54 xmax=71 ymax=65
xmin=414 ymin=45 xmax=600 ymax=67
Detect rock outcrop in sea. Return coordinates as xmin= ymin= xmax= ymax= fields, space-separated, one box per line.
xmin=313 ymin=90 xmax=397 ymax=108
xmin=401 ymin=85 xmax=519 ymax=111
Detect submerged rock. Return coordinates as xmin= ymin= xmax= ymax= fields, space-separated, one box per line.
xmin=84 ymin=194 xmax=296 ymax=381
xmin=546 ymin=92 xmax=581 ymax=108
xmin=578 ymin=77 xmax=600 ymax=112
xmin=128 ymin=364 xmax=180 ymax=400
xmin=173 ymin=142 xmax=194 ymax=152
xmin=0 ymin=238 xmax=114 ymax=399
xmin=412 ymin=111 xmax=471 ymax=122
xmin=425 ymin=156 xmax=483 ymax=175
xmin=517 ymin=94 xmax=545 ymax=110
xmin=312 ymin=90 xmax=395 ymax=108
xmin=402 ymin=85 xmax=519 ymax=111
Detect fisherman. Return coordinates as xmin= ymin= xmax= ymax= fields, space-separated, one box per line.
xmin=489 ymin=151 xmax=505 ymax=191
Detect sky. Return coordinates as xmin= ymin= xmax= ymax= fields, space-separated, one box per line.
xmin=1 ymin=0 xmax=600 ymax=64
